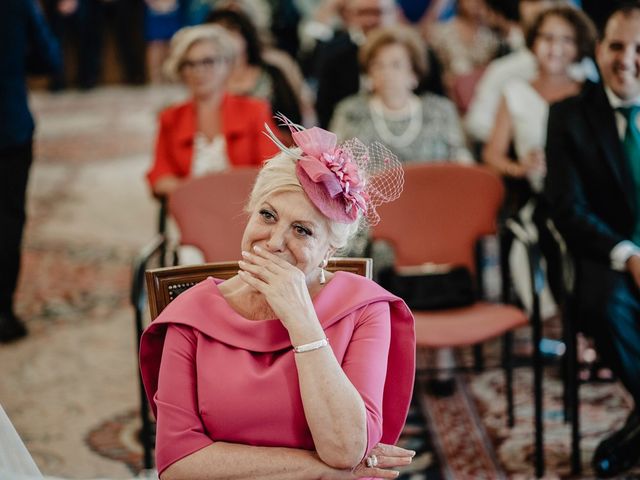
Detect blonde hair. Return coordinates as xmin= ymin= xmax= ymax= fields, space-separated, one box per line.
xmin=163 ymin=24 xmax=237 ymax=81
xmin=246 ymin=151 xmax=361 ymax=250
xmin=359 ymin=25 xmax=428 ymax=78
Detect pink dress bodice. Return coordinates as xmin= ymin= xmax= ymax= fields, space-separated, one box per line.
xmin=140 ymin=272 xmax=415 ymax=474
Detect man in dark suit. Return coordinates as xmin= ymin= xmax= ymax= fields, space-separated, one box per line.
xmin=0 ymin=0 xmax=61 ymax=342
xmin=545 ymin=3 xmax=640 ymax=477
xmin=314 ymin=0 xmax=396 ymax=128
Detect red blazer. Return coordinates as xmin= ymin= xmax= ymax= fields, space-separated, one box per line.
xmin=147 ymin=94 xmax=280 ymax=188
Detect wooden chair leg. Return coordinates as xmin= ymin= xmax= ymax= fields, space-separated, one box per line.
xmin=566 ymin=312 xmax=581 ymax=475
xmin=532 ymin=314 xmax=545 ymax=478
xmin=473 ymin=344 xmax=485 ymax=372
xmin=136 ymin=299 xmax=154 ymax=470
xmin=527 ymin=243 xmax=545 ymax=477
xmin=503 ymin=331 xmax=515 ymax=427
xmin=562 ymin=325 xmax=571 ymax=423
xmin=139 ymin=374 xmax=154 ymax=470
xmin=532 ymin=306 xmax=544 ymax=478
xmin=158 ymin=196 xmax=168 ymax=268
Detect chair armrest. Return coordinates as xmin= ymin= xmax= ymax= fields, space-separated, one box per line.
xmin=157 ymin=195 xmax=168 ymax=235
xmin=131 ymin=234 xmax=167 ymax=312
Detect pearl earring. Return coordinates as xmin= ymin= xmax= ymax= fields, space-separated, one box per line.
xmin=319 ymin=258 xmax=328 ymax=284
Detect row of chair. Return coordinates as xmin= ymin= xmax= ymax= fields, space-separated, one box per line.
xmin=130 ymin=163 xmax=582 ymax=477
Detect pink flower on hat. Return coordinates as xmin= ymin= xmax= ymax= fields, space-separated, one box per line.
xmin=293 ymin=127 xmax=369 ymax=222
xmin=320 ymin=148 xmax=368 ymax=214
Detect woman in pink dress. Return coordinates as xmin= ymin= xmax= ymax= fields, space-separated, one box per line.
xmin=140 ymin=117 xmax=417 ymax=479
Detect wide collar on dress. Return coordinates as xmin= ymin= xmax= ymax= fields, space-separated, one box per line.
xmin=140 ymin=271 xmax=415 ymax=445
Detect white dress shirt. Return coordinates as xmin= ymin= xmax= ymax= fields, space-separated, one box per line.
xmin=191 ymin=133 xmax=229 ymax=177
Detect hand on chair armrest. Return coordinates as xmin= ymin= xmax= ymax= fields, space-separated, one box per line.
xmin=153 ymin=175 xmax=184 ymax=198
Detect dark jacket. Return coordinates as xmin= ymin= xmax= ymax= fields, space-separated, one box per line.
xmin=544 ymin=80 xmax=636 ymax=265
xmin=0 ymin=0 xmax=61 ymax=148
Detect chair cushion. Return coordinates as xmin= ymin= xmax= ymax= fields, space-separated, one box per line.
xmin=413 ymin=302 xmax=528 ymax=348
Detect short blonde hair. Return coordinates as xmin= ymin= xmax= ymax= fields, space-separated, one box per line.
xmin=246 ymin=151 xmax=361 ymax=250
xmin=163 ymin=25 xmax=237 ymax=81
xmin=359 ymin=25 xmax=428 ymax=78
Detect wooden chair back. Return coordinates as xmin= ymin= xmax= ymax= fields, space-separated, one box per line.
xmin=145 ymin=258 xmax=372 ymax=320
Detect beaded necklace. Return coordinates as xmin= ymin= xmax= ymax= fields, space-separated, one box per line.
xmin=369 ymin=95 xmax=423 ymax=149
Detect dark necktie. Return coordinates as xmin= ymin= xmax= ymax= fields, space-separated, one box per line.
xmin=618 ymin=106 xmax=640 ymax=244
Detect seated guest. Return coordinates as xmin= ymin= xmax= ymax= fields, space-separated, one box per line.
xmin=314 ymin=0 xmax=445 ymax=128
xmin=206 ymin=8 xmax=306 ymax=132
xmin=484 ymin=5 xmax=594 ymax=188
xmin=146 ymin=24 xmax=278 ymax=198
xmin=139 ymin=119 xmax=417 ymax=478
xmin=544 ymin=4 xmax=640 ymax=477
xmin=464 ymin=0 xmax=595 ymax=145
xmin=428 ymin=0 xmax=500 ymax=104
xmin=330 ymin=25 xmax=472 ymax=164
xmin=483 ymin=5 xmax=596 ymax=316
xmin=208 ymin=1 xmax=318 ymax=127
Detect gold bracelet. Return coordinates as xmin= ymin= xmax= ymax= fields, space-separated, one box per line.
xmin=293 ymin=338 xmax=329 ymax=354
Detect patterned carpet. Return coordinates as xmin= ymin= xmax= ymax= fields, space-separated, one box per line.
xmin=1 ymin=85 xmax=637 ymax=479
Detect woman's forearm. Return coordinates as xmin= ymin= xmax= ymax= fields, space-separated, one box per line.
xmin=235 ymin=250 xmax=370 ymax=469
xmin=483 ymin=147 xmax=525 ymax=178
xmin=294 ymin=347 xmax=368 ymax=469
xmin=161 ymin=442 xmax=333 ymax=480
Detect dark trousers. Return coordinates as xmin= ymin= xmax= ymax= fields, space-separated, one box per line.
xmin=0 ymin=141 xmax=32 ymax=314
xmin=43 ymin=0 xmax=101 ymax=89
xmin=44 ymin=0 xmax=145 ymax=88
xmin=576 ymin=259 xmax=640 ymax=408
xmin=90 ymin=0 xmax=145 ymax=85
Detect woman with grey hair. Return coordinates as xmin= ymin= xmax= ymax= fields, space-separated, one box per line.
xmin=330 ymin=24 xmax=473 ymax=164
xmin=146 ymin=24 xmax=279 ymax=198
xmin=140 ymin=119 xmax=417 ymax=479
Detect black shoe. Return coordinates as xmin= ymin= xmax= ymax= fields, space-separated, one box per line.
xmin=426 ymin=378 xmax=456 ymax=397
xmin=0 ymin=311 xmax=28 ymax=343
xmin=592 ymin=410 xmax=640 ymax=478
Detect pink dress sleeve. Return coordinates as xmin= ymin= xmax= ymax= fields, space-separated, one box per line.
xmin=340 ymin=301 xmax=391 ymax=455
xmin=154 ymin=324 xmax=213 ymax=474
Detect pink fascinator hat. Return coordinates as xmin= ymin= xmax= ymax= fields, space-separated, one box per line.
xmin=264 ymin=114 xmax=404 ymax=225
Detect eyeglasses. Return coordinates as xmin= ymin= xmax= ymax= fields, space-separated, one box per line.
xmin=179 ymin=56 xmax=227 ymax=72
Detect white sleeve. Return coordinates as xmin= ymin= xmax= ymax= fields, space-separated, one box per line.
xmin=464 ymin=68 xmax=501 ymax=142
xmin=611 ymin=240 xmax=640 ymax=271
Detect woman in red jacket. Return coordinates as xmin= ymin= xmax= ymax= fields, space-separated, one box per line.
xmin=147 ymin=24 xmax=279 ymax=197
